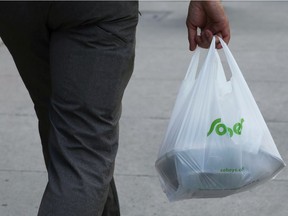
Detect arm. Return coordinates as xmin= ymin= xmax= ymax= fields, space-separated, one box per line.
xmin=186 ymin=0 xmax=230 ymax=51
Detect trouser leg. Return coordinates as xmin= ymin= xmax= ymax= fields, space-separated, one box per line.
xmin=0 ymin=2 xmax=138 ymax=215
xmin=102 ymin=178 xmax=120 ymax=216
xmin=0 ymin=2 xmax=52 ymax=168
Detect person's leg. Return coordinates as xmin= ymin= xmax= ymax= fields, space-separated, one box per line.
xmin=102 ymin=178 xmax=120 ymax=216
xmin=0 ymin=1 xmax=138 ymax=215
xmin=39 ymin=2 xmax=138 ymax=215
xmin=0 ymin=1 xmax=52 ymax=168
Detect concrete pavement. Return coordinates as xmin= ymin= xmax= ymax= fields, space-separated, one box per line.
xmin=0 ymin=1 xmax=288 ymax=216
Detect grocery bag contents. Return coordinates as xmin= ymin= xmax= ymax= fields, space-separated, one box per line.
xmin=156 ymin=148 xmax=284 ymax=200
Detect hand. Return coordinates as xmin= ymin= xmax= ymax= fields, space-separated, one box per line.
xmin=186 ymin=0 xmax=230 ymax=51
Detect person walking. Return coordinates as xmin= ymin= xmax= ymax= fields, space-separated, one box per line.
xmin=0 ymin=1 xmax=230 ymax=215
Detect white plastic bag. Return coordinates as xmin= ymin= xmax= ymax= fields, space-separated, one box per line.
xmin=155 ymin=37 xmax=285 ymax=201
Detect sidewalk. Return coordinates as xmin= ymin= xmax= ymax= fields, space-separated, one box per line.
xmin=0 ymin=1 xmax=288 ymax=216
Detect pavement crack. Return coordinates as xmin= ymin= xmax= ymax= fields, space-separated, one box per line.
xmin=0 ymin=112 xmax=35 ymax=117
xmin=0 ymin=169 xmax=46 ymax=174
xmin=273 ymin=178 xmax=288 ymax=182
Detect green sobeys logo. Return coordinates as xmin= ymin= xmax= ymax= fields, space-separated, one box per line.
xmin=207 ymin=118 xmax=244 ymax=137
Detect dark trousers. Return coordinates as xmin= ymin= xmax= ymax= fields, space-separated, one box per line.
xmin=0 ymin=1 xmax=138 ymax=216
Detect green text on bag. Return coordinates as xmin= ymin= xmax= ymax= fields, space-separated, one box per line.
xmin=207 ymin=118 xmax=244 ymax=137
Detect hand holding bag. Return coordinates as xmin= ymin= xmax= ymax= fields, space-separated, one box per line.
xmin=155 ymin=37 xmax=285 ymax=201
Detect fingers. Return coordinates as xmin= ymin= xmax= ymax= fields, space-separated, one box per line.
xmin=187 ymin=24 xmax=198 ymax=51
xmin=195 ymin=29 xmax=213 ymax=49
xmin=215 ymin=33 xmax=223 ymax=49
xmin=194 ymin=29 xmax=220 ymax=49
xmin=186 ymin=0 xmax=230 ymax=51
xmin=188 ymin=28 xmax=214 ymax=51
xmin=189 ymin=29 xmax=230 ymax=50
xmin=221 ymin=29 xmax=231 ymax=46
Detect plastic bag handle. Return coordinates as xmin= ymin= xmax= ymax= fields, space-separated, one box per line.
xmin=184 ymin=37 xmax=229 ymax=90
xmin=218 ymin=37 xmax=245 ymax=81
xmin=184 ymin=47 xmax=200 ymax=81
xmin=217 ymin=37 xmax=257 ymax=95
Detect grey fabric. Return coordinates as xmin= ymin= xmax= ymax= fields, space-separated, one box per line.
xmin=0 ymin=1 xmax=138 ymax=215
